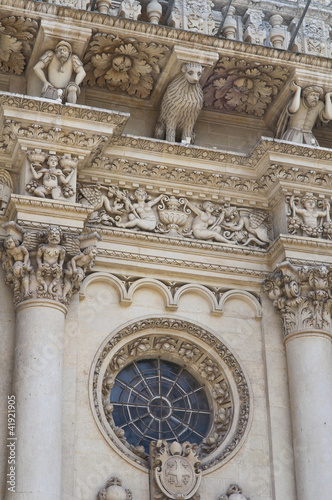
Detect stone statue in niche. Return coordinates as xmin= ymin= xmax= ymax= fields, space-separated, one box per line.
xmin=219 ymin=484 xmax=250 ymax=500
xmin=33 ymin=40 xmax=86 ymax=103
xmin=98 ymin=476 xmax=132 ymax=500
xmin=1 ymin=230 xmax=32 ymax=300
xmin=287 ymin=193 xmax=331 ymax=238
xmin=26 ymin=152 xmax=76 ymax=200
xmin=275 ymin=81 xmax=332 ymax=146
xmin=154 ymin=63 xmax=204 ymax=143
xmin=116 ymin=187 xmax=165 ymax=231
xmin=36 ymin=225 xmax=66 ymax=296
xmin=150 ymin=440 xmax=201 ymax=500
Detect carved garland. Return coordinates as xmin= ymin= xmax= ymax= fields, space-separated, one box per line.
xmin=90 ymin=318 xmax=251 ymax=471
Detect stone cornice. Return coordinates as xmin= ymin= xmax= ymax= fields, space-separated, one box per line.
xmin=1 ymin=0 xmax=332 ymax=71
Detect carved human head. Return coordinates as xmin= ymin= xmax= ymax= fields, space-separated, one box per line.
xmin=46 ymin=226 xmax=62 ymax=245
xmin=134 ymin=188 xmax=148 ymax=200
xmin=302 ymin=193 xmax=317 ymax=209
xmin=182 ymin=63 xmax=203 ymax=85
xmin=55 ymin=41 xmax=72 ymax=63
xmin=303 ymin=86 xmax=323 ymax=108
xmin=202 ymin=201 xmax=215 ymax=213
xmin=47 ymin=155 xmax=59 ymax=169
xmin=4 ymin=235 xmax=19 ymax=249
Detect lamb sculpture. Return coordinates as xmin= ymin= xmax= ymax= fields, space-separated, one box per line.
xmin=154 ymin=62 xmax=204 ymax=144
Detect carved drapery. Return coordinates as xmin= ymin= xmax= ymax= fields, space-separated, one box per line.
xmin=264 ymin=261 xmax=332 ymax=336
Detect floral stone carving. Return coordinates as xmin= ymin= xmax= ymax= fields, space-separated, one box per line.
xmin=0 ymin=16 xmax=38 ymax=75
xmin=169 ymin=0 xmax=215 ymax=35
xmin=84 ymin=33 xmax=168 ymax=98
xmin=0 ymin=169 xmax=13 ymax=214
xmin=264 ymin=261 xmax=332 ymax=336
xmin=286 ymin=193 xmax=332 ymax=238
xmin=33 ymin=41 xmax=86 ymax=103
xmin=154 ymin=63 xmax=203 ymax=143
xmin=275 ymin=81 xmax=332 ymax=146
xmin=219 ymin=484 xmax=249 ymax=500
xmin=150 ymin=441 xmax=201 ymax=500
xmin=1 ymin=221 xmax=101 ymax=306
xmin=98 ymin=476 xmax=132 ymax=500
xmin=203 ymin=57 xmax=289 ymax=117
xmin=26 ymin=151 xmax=77 ymax=201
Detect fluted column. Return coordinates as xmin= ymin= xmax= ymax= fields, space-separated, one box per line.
xmin=2 ymin=222 xmax=100 ymax=500
xmin=264 ymin=262 xmax=332 ymax=500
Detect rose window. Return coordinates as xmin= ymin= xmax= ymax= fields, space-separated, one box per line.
xmin=110 ymin=358 xmax=212 ymax=452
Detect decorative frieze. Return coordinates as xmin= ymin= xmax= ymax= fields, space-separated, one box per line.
xmin=168 ymin=0 xmax=215 ymax=35
xmin=203 ymin=57 xmax=289 ymax=117
xmin=83 ymin=33 xmax=169 ymax=99
xmin=0 ymin=16 xmax=38 ymax=75
xmin=264 ymin=261 xmax=332 ymax=336
xmin=78 ymin=182 xmax=271 ymax=248
xmin=1 ymin=221 xmax=101 ymax=306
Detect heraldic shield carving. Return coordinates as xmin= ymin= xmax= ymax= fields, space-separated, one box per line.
xmin=150 ymin=440 xmax=201 ymax=500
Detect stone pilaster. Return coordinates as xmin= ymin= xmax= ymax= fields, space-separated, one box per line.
xmin=264 ymin=261 xmax=332 ymax=500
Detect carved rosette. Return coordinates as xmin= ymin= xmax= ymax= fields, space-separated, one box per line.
xmin=264 ymin=261 xmax=332 ymax=336
xmin=1 ymin=221 xmax=101 ymax=306
xmin=90 ymin=318 xmax=251 ymax=471
xmin=150 ymin=441 xmax=201 ymax=500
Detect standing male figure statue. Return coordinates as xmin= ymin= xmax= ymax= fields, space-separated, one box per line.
xmin=275 ymin=81 xmax=332 ymax=146
xmin=33 ymin=40 xmax=86 ymax=103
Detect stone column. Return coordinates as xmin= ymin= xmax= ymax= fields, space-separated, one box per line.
xmin=1 ymin=222 xmax=100 ymax=500
xmin=264 ymin=262 xmax=332 ymax=500
xmin=12 ymin=299 xmax=66 ymax=500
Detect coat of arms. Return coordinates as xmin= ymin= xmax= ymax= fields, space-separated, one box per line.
xmin=150 ymin=440 xmax=201 ymax=500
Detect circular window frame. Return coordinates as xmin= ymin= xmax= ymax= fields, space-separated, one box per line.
xmin=89 ymin=316 xmax=253 ymax=473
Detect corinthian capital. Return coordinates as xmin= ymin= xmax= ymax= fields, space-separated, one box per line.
xmin=1 ymin=221 xmax=101 ymax=307
xmin=264 ymin=261 xmax=332 ymax=336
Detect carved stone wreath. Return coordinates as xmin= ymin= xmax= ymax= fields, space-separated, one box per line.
xmin=90 ymin=317 xmax=252 ymax=472
xmin=0 ymin=16 xmax=38 ymax=75
xmin=83 ymin=33 xmax=169 ymax=99
xmin=203 ymin=57 xmax=289 ymax=117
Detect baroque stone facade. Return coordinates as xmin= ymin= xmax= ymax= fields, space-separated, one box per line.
xmin=1 ymin=1 xmax=332 ymax=500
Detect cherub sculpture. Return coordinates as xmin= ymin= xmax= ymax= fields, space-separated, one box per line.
xmin=276 ymin=81 xmax=332 ymax=146
xmin=63 ymin=245 xmax=97 ymax=299
xmin=154 ymin=62 xmax=204 ymax=143
xmin=27 ymin=154 xmax=75 ymax=200
xmin=36 ymin=226 xmax=66 ymax=296
xmin=1 ymin=234 xmax=32 ymax=299
xmin=116 ymin=188 xmax=165 ymax=231
xmin=33 ymin=40 xmax=86 ymax=103
xmin=185 ymin=200 xmax=230 ymax=243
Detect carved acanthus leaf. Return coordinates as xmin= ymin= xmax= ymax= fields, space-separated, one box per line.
xmin=0 ymin=16 xmax=38 ymax=74
xmin=83 ymin=33 xmax=169 ymax=98
xmin=203 ymin=57 xmax=289 ymax=116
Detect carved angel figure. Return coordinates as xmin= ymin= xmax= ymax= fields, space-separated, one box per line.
xmin=79 ymin=184 xmax=125 ymax=223
xmin=33 ymin=40 xmax=86 ymax=103
xmin=116 ymin=188 xmax=165 ymax=231
xmin=222 ymin=206 xmax=271 ymax=247
xmin=185 ymin=200 xmax=230 ymax=243
xmin=1 ymin=234 xmax=32 ymax=299
xmin=28 ymin=154 xmax=75 ymax=200
xmin=63 ymin=245 xmax=97 ymax=299
xmin=36 ymin=226 xmax=66 ymax=296
xmin=275 ymin=81 xmax=332 ymax=146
